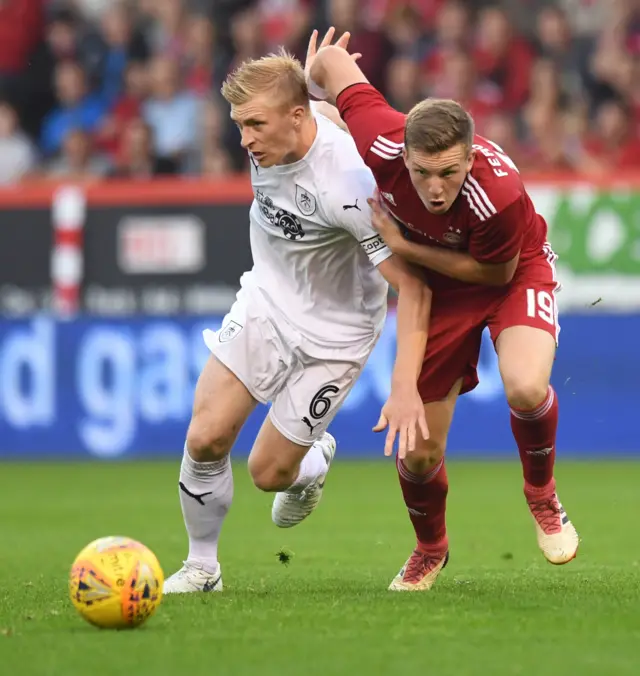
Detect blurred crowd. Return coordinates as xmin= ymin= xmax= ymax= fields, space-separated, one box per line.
xmin=0 ymin=0 xmax=638 ymax=185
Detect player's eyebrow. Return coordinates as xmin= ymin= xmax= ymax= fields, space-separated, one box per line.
xmin=230 ymin=115 xmax=264 ymax=126
xmin=413 ymin=163 xmax=460 ymax=173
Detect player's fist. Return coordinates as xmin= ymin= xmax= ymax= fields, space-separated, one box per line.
xmin=367 ymin=198 xmax=405 ymax=253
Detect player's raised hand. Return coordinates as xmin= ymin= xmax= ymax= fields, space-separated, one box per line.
xmin=367 ymin=197 xmax=405 ymax=253
xmin=305 ymin=27 xmax=362 ymax=81
xmin=374 ymin=388 xmax=429 ymax=460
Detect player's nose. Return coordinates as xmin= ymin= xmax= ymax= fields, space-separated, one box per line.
xmin=240 ymin=128 xmax=254 ymax=149
xmin=428 ymin=180 xmax=444 ymax=197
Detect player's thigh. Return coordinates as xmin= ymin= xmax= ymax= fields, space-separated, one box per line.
xmin=249 ymin=354 xmax=365 ymax=483
xmin=187 ymin=355 xmax=258 ymax=461
xmin=418 ymin=293 xmax=486 ymax=404
xmin=404 ymin=378 xmax=462 ymax=475
xmin=189 ymin=291 xmax=290 ymax=460
xmin=489 ymin=264 xmax=559 ymax=409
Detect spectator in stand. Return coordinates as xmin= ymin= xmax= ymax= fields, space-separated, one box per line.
xmin=580 ymin=98 xmax=640 ymax=174
xmin=521 ymin=57 xmax=577 ymax=171
xmin=482 ymin=112 xmax=527 ymax=168
xmin=0 ymin=0 xmax=44 ymax=98
xmin=109 ymin=117 xmax=178 ymax=178
xmin=385 ymin=56 xmax=420 ymax=112
xmin=142 ymin=55 xmax=200 ymax=172
xmin=143 ymin=0 xmax=189 ymax=62
xmin=18 ymin=7 xmax=80 ymax=141
xmin=46 ymin=127 xmax=110 ymax=180
xmin=429 ymin=49 xmax=501 ymax=135
xmin=183 ymin=13 xmax=215 ymax=96
xmin=385 ymin=3 xmax=427 ymax=59
xmin=258 ymin=0 xmax=312 ymax=62
xmin=534 ymin=5 xmax=587 ymax=102
xmin=420 ymin=0 xmax=470 ymax=93
xmin=0 ymin=100 xmax=38 ymax=184
xmin=83 ymin=3 xmax=150 ymax=107
xmin=95 ymin=60 xmax=149 ymax=161
xmin=474 ymin=5 xmax=534 ymax=112
xmin=40 ymin=60 xmax=107 ymax=157
xmin=197 ymin=98 xmax=233 ymax=176
xmin=327 ymin=0 xmax=393 ymax=93
xmin=615 ymin=56 xmax=640 ymax=136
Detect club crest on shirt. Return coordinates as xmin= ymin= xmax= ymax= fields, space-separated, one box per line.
xmin=443 ymin=226 xmax=463 ymax=246
xmin=295 ymin=185 xmax=316 ymax=216
xmin=218 ymin=320 xmax=243 ymax=343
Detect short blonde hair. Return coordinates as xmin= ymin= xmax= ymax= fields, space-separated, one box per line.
xmin=221 ymin=48 xmax=309 ymax=108
xmin=405 ymin=99 xmax=475 ymax=154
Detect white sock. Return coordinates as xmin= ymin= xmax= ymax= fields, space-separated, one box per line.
xmin=286 ymin=440 xmax=329 ymax=493
xmin=178 ymin=445 xmax=233 ymax=575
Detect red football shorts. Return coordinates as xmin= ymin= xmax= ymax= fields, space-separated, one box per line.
xmin=418 ymin=249 xmax=560 ymax=404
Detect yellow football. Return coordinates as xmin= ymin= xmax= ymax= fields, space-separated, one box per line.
xmin=69 ymin=536 xmax=164 ymax=629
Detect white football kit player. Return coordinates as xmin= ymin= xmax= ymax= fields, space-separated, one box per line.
xmin=203 ymin=109 xmax=392 ymax=446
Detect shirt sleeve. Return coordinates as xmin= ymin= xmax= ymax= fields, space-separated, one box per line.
xmin=325 ymin=166 xmax=393 ymax=268
xmin=469 ymin=196 xmax=524 ymax=264
xmin=336 ymin=83 xmax=406 ymax=171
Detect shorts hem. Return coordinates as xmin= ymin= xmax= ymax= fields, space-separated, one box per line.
xmin=268 ymin=409 xmax=317 ymax=447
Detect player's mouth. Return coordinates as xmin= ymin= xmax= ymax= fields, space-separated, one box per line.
xmin=252 ymin=152 xmax=265 ymax=161
xmin=429 ymin=199 xmax=446 ymax=209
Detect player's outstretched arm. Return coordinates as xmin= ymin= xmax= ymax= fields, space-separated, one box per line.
xmin=369 ymin=199 xmax=520 ymax=286
xmin=373 ymin=256 xmax=431 ymax=459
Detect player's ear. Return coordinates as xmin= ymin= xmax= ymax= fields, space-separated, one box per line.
xmin=466 ymin=147 xmax=476 ymax=172
xmin=292 ymin=104 xmax=307 ymax=129
xmin=402 ymin=146 xmax=409 ymax=167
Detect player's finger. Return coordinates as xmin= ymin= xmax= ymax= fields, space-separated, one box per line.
xmin=407 ymin=420 xmax=417 ymax=453
xmin=419 ymin=412 xmax=430 ymax=440
xmin=372 ymin=412 xmax=388 ymax=432
xmin=320 ymin=26 xmax=335 ymax=48
xmin=307 ymin=29 xmax=318 ymax=61
xmin=397 ymin=424 xmax=408 ymax=460
xmin=384 ymin=425 xmax=397 ymax=457
xmin=336 ymin=31 xmax=351 ymax=50
xmin=351 ymin=53 xmax=362 ymax=62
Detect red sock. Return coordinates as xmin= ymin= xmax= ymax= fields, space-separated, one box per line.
xmin=396 ymin=456 xmax=448 ymax=554
xmin=510 ymin=386 xmax=557 ymax=489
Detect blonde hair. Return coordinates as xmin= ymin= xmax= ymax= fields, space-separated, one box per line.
xmin=405 ymin=99 xmax=475 ymax=154
xmin=221 ymin=48 xmax=309 ymax=108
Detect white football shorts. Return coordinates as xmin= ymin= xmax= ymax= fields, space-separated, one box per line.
xmin=203 ymin=284 xmax=378 ymax=446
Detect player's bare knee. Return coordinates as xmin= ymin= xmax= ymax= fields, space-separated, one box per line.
xmin=403 ymin=439 xmax=446 ymax=475
xmin=505 ymin=379 xmax=549 ymax=411
xmin=185 ymin=417 xmax=233 ymax=463
xmin=248 ymin=457 xmax=295 ymax=492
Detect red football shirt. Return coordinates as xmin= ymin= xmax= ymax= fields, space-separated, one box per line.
xmin=336 ymin=83 xmax=550 ymax=292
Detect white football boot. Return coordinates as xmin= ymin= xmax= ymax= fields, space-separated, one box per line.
xmin=163 ymin=561 xmax=223 ymax=594
xmin=526 ymin=485 xmax=580 ymax=565
xmin=272 ymin=432 xmax=336 ymax=528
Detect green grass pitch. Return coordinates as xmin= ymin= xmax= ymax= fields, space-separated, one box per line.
xmin=1 ymin=459 xmax=639 ymax=676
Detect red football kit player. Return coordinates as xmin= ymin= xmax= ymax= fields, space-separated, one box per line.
xmin=307 ymin=29 xmax=580 ymax=591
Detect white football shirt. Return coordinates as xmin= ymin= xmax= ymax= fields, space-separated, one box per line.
xmin=241 ymin=109 xmax=392 ymax=350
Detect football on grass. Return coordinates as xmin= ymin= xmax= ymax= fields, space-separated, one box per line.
xmin=69 ymin=536 xmax=163 ymax=629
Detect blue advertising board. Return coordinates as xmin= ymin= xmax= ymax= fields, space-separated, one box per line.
xmin=0 ymin=313 xmax=637 ymax=459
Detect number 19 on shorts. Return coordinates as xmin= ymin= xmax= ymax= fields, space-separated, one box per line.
xmin=526 ymin=288 xmax=555 ymax=326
